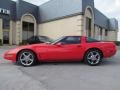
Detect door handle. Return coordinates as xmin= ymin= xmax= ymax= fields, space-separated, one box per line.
xmin=77 ymin=45 xmax=82 ymax=47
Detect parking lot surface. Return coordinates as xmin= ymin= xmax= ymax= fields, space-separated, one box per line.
xmin=0 ymin=46 xmax=120 ymax=90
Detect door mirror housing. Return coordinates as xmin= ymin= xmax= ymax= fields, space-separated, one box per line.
xmin=56 ymin=42 xmax=63 ymax=46
xmin=45 ymin=42 xmax=51 ymax=44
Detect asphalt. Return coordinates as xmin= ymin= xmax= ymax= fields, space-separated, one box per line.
xmin=0 ymin=46 xmax=120 ymax=90
xmin=0 ymin=46 xmax=46 ymax=90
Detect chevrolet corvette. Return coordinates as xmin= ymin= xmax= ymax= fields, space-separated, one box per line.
xmin=4 ymin=36 xmax=117 ymax=66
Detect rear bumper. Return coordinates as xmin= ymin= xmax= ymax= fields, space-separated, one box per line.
xmin=104 ymin=48 xmax=117 ymax=58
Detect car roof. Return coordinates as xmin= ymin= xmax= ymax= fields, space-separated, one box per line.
xmin=63 ymin=36 xmax=86 ymax=37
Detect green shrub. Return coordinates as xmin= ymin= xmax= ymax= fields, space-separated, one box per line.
xmin=114 ymin=41 xmax=120 ymax=46
xmin=0 ymin=39 xmax=3 ymax=46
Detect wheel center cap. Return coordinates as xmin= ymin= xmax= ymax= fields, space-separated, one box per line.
xmin=91 ymin=56 xmax=96 ymax=61
xmin=25 ymin=57 xmax=29 ymax=60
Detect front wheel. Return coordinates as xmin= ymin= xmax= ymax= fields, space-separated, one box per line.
xmin=84 ymin=50 xmax=103 ymax=66
xmin=17 ymin=50 xmax=36 ymax=67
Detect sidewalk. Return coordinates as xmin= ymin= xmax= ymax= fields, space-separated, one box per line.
xmin=0 ymin=45 xmax=18 ymax=50
xmin=118 ymin=46 xmax=120 ymax=50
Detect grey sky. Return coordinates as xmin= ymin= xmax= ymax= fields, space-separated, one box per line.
xmin=12 ymin=0 xmax=50 ymax=5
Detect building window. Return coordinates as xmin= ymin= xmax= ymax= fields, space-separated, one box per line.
xmin=22 ymin=21 xmax=34 ymax=41
xmin=3 ymin=19 xmax=10 ymax=29
xmin=99 ymin=27 xmax=102 ymax=36
xmin=105 ymin=29 xmax=108 ymax=36
xmin=3 ymin=31 xmax=9 ymax=44
xmin=98 ymin=26 xmax=103 ymax=40
xmin=86 ymin=17 xmax=92 ymax=37
xmin=94 ymin=25 xmax=96 ymax=38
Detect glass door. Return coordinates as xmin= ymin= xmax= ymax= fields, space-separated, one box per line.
xmin=86 ymin=17 xmax=92 ymax=37
xmin=22 ymin=21 xmax=34 ymax=42
xmin=3 ymin=31 xmax=9 ymax=44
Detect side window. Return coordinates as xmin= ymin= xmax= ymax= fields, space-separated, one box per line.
xmin=61 ymin=36 xmax=81 ymax=44
xmin=86 ymin=37 xmax=100 ymax=43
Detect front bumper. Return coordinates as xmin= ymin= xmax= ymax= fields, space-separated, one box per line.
xmin=4 ymin=53 xmax=16 ymax=62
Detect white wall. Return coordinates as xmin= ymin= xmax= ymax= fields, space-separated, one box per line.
xmin=118 ymin=30 xmax=120 ymax=41
xmin=39 ymin=15 xmax=83 ymax=39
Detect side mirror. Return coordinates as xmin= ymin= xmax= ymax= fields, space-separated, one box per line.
xmin=56 ymin=42 xmax=63 ymax=46
xmin=45 ymin=42 xmax=51 ymax=44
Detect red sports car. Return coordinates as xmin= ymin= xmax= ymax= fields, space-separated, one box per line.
xmin=4 ymin=36 xmax=117 ymax=67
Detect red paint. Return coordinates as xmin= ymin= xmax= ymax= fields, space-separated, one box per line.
xmin=4 ymin=36 xmax=117 ymax=63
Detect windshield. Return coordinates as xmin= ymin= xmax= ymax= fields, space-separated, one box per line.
xmin=38 ymin=36 xmax=54 ymax=43
xmin=50 ymin=36 xmax=66 ymax=44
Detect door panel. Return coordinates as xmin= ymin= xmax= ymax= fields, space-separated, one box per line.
xmin=38 ymin=36 xmax=84 ymax=62
xmin=38 ymin=45 xmax=68 ymax=61
xmin=39 ymin=44 xmax=84 ymax=62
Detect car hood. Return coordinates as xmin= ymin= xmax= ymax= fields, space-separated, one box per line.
xmin=21 ymin=43 xmax=49 ymax=48
xmin=5 ymin=43 xmax=50 ymax=54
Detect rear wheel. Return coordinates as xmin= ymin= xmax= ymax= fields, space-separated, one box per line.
xmin=17 ymin=50 xmax=36 ymax=67
xmin=84 ymin=49 xmax=102 ymax=66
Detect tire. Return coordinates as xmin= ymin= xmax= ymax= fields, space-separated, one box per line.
xmin=17 ymin=50 xmax=37 ymax=67
xmin=84 ymin=49 xmax=102 ymax=66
